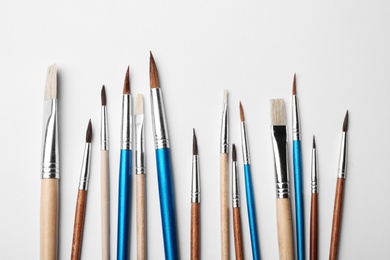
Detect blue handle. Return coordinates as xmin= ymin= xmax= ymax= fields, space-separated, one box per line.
xmin=155 ymin=148 xmax=179 ymax=260
xmin=244 ymin=164 xmax=261 ymax=260
xmin=117 ymin=149 xmax=132 ymax=260
xmin=293 ymin=140 xmax=305 ymax=260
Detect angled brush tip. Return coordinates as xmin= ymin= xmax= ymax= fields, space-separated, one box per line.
xmin=232 ymin=144 xmax=237 ymax=161
xmin=123 ymin=66 xmax=130 ymax=94
xmin=149 ymin=51 xmax=160 ymax=89
xmin=192 ymin=128 xmax=198 ymax=155
xmin=86 ymin=119 xmax=92 ymax=143
xmin=313 ymin=135 xmax=316 ymax=148
xmin=101 ymin=85 xmax=107 ymax=106
xmin=292 ymin=73 xmax=297 ymax=95
xmin=135 ymin=94 xmax=144 ymax=115
xmin=239 ymin=101 xmax=245 ymax=122
xmin=343 ymin=110 xmax=349 ymax=132
xmin=270 ymin=99 xmax=287 ymax=125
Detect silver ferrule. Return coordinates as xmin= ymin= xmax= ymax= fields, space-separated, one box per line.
xmin=191 ymin=155 xmax=200 ymax=203
xmin=292 ymin=95 xmax=301 ymax=141
xmin=337 ymin=132 xmax=348 ymax=179
xmin=232 ymin=161 xmax=240 ymax=208
xmin=121 ymin=94 xmax=133 ymax=150
xmin=150 ymin=88 xmax=170 ymax=149
xmin=220 ymin=102 xmax=229 ymax=153
xmin=135 ymin=114 xmax=146 ymax=174
xmin=271 ymin=125 xmax=290 ymax=199
xmin=41 ymin=99 xmax=59 ymax=179
xmin=100 ymin=106 xmax=108 ymax=151
xmin=240 ymin=122 xmax=250 ymax=164
xmin=311 ymin=147 xmax=318 ymax=193
xmin=78 ymin=143 xmax=92 ymax=190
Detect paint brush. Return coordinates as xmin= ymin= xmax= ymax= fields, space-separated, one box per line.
xmin=149 ymin=52 xmax=179 ymax=260
xmin=117 ymin=67 xmax=133 ymax=260
xmin=310 ymin=136 xmax=318 ymax=260
xmin=329 ymin=111 xmax=349 ymax=260
xmin=270 ymin=99 xmax=294 ymax=260
xmin=191 ymin=129 xmax=200 ymax=260
xmin=232 ymin=144 xmax=244 ymax=260
xmin=40 ymin=64 xmax=59 ymax=260
xmin=71 ymin=120 xmax=93 ymax=260
xmin=239 ymin=102 xmax=261 ymax=260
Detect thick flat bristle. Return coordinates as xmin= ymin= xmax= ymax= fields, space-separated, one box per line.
xmin=123 ymin=66 xmax=130 ymax=94
xmin=270 ymin=99 xmax=287 ymax=125
xmin=313 ymin=135 xmax=316 ymax=148
xmin=86 ymin=119 xmax=92 ymax=143
xmin=343 ymin=110 xmax=349 ymax=132
xmin=223 ymin=90 xmax=228 ymax=103
xmin=239 ymin=101 xmax=245 ymax=122
xmin=149 ymin=51 xmax=160 ymax=89
xmin=135 ymin=94 xmax=144 ymax=115
xmin=232 ymin=144 xmax=237 ymax=161
xmin=44 ymin=64 xmax=57 ymax=100
xmin=101 ymin=85 xmax=107 ymax=106
xmin=292 ymin=73 xmax=297 ymax=95
xmin=193 ymin=129 xmax=198 ymax=155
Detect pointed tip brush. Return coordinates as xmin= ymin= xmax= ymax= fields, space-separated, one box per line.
xmin=86 ymin=120 xmax=92 ymax=143
xmin=343 ymin=110 xmax=349 ymax=132
xmin=123 ymin=66 xmax=130 ymax=94
xmin=292 ymin=73 xmax=297 ymax=95
xmin=191 ymin=128 xmax=200 ymax=259
xmin=193 ymin=128 xmax=198 ymax=156
xmin=101 ymin=85 xmax=107 ymax=106
xmin=150 ymin=52 xmax=160 ymax=89
xmin=239 ymin=101 xmax=245 ymax=122
xmin=310 ymin=135 xmax=319 ymax=260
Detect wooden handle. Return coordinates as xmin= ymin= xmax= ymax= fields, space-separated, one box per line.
xmin=220 ymin=153 xmax=229 ymax=260
xmin=276 ymin=198 xmax=294 ymax=260
xmin=71 ymin=190 xmax=88 ymax=260
xmin=233 ymin=207 xmax=244 ymax=260
xmin=136 ymin=174 xmax=146 ymax=260
xmin=191 ymin=202 xmax=200 ymax=260
xmin=310 ymin=193 xmax=318 ymax=260
xmin=40 ymin=179 xmax=59 ymax=260
xmin=329 ymin=178 xmax=345 ymax=260
xmin=101 ymin=151 xmax=110 ymax=260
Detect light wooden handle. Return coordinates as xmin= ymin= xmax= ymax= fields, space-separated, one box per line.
xmin=136 ymin=174 xmax=146 ymax=260
xmin=220 ymin=153 xmax=229 ymax=260
xmin=276 ymin=198 xmax=294 ymax=260
xmin=329 ymin=178 xmax=345 ymax=260
xmin=40 ymin=179 xmax=59 ymax=260
xmin=233 ymin=208 xmax=244 ymax=260
xmin=310 ymin=193 xmax=318 ymax=260
xmin=191 ymin=202 xmax=200 ymax=260
xmin=101 ymin=150 xmax=110 ymax=260
xmin=71 ymin=190 xmax=88 ymax=260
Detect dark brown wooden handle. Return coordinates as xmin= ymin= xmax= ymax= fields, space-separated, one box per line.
xmin=329 ymin=178 xmax=345 ymax=260
xmin=191 ymin=202 xmax=200 ymax=260
xmin=310 ymin=193 xmax=318 ymax=260
xmin=233 ymin=207 xmax=244 ymax=260
xmin=71 ymin=189 xmax=88 ymax=260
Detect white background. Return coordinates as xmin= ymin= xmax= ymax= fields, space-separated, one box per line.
xmin=0 ymin=1 xmax=389 ymax=259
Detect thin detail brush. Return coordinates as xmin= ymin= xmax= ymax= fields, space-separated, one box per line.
xmin=310 ymin=136 xmax=318 ymax=260
xmin=191 ymin=129 xmax=200 ymax=260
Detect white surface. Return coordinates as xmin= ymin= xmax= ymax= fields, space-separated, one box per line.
xmin=0 ymin=1 xmax=389 ymax=259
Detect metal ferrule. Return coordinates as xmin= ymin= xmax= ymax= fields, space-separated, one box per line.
xmin=41 ymin=99 xmax=59 ymax=179
xmin=78 ymin=143 xmax=92 ymax=190
xmin=240 ymin=122 xmax=250 ymax=164
xmin=337 ymin=132 xmax=348 ymax=178
xmin=121 ymin=94 xmax=133 ymax=150
xmin=100 ymin=106 xmax=108 ymax=151
xmin=232 ymin=161 xmax=240 ymax=208
xmin=220 ymin=102 xmax=228 ymax=153
xmin=135 ymin=113 xmax=146 ymax=174
xmin=191 ymin=155 xmax=200 ymax=203
xmin=150 ymin=88 xmax=170 ymax=149
xmin=292 ymin=95 xmax=301 ymax=141
xmin=311 ymin=147 xmax=318 ymax=193
xmin=271 ymin=125 xmax=290 ymax=199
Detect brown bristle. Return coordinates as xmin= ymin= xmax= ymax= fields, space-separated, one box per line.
xmin=292 ymin=73 xmax=297 ymax=95
xmin=313 ymin=135 xmax=316 ymax=148
xmin=342 ymin=110 xmax=349 ymax=132
xmin=101 ymin=85 xmax=107 ymax=106
xmin=232 ymin=144 xmax=236 ymax=161
xmin=193 ymin=128 xmax=198 ymax=156
xmin=239 ymin=101 xmax=245 ymax=122
xmin=86 ymin=119 xmax=92 ymax=143
xmin=149 ymin=51 xmax=160 ymax=89
xmin=123 ymin=66 xmax=130 ymax=94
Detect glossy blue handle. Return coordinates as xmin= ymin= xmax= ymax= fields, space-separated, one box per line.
xmin=244 ymin=164 xmax=261 ymax=260
xmin=156 ymin=148 xmax=179 ymax=260
xmin=117 ymin=149 xmax=132 ymax=260
xmin=293 ymin=140 xmax=305 ymax=260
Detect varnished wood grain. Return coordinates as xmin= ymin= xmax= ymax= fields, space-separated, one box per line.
xmin=276 ymin=198 xmax=294 ymax=260
xmin=220 ymin=153 xmax=229 ymax=260
xmin=71 ymin=190 xmax=88 ymax=260
xmin=329 ymin=178 xmax=345 ymax=260
xmin=191 ymin=202 xmax=200 ymax=260
xmin=233 ymin=207 xmax=244 ymax=260
xmin=310 ymin=193 xmax=318 ymax=260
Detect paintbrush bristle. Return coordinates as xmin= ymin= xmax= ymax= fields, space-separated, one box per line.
xmin=313 ymin=135 xmax=316 ymax=148
xmin=223 ymin=90 xmax=228 ymax=103
xmin=270 ymin=99 xmax=287 ymax=125
xmin=149 ymin=51 xmax=160 ymax=89
xmin=123 ymin=66 xmax=130 ymax=94
xmin=232 ymin=144 xmax=237 ymax=161
xmin=193 ymin=128 xmax=198 ymax=156
xmin=343 ymin=110 xmax=349 ymax=132
xmin=239 ymin=101 xmax=245 ymax=122
xmin=44 ymin=64 xmax=57 ymax=100
xmin=135 ymin=94 xmax=144 ymax=115
xmin=292 ymin=73 xmax=297 ymax=95
xmin=86 ymin=119 xmax=92 ymax=143
xmin=101 ymin=85 xmax=107 ymax=106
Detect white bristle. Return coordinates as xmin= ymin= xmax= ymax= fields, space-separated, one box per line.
xmin=270 ymin=99 xmax=286 ymax=125
xmin=135 ymin=94 xmax=144 ymax=115
xmin=223 ymin=89 xmax=228 ymax=103
xmin=44 ymin=64 xmax=57 ymax=100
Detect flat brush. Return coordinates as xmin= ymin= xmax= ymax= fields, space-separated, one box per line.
xmin=270 ymin=99 xmax=294 ymax=260
xmin=191 ymin=129 xmax=200 ymax=260
xmin=40 ymin=64 xmax=59 ymax=260
xmin=329 ymin=111 xmax=349 ymax=260
xmin=310 ymin=136 xmax=318 ymax=260
xmin=71 ymin=120 xmax=93 ymax=260
xmin=232 ymin=144 xmax=244 ymax=260
xmin=149 ymin=52 xmax=179 ymax=260
xmin=239 ymin=102 xmax=261 ymax=260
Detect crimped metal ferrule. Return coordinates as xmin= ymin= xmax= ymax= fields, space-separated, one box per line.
xmin=240 ymin=122 xmax=250 ymax=164
xmin=135 ymin=114 xmax=146 ymax=174
xmin=292 ymin=95 xmax=301 ymax=141
xmin=100 ymin=106 xmax=108 ymax=151
xmin=271 ymin=125 xmax=290 ymax=199
xmin=311 ymin=147 xmax=318 ymax=193
xmin=220 ymin=102 xmax=229 ymax=153
xmin=121 ymin=94 xmax=133 ymax=150
xmin=78 ymin=143 xmax=92 ymax=190
xmin=232 ymin=161 xmax=240 ymax=208
xmin=41 ymin=99 xmax=59 ymax=179
xmin=150 ymin=88 xmax=170 ymax=149
xmin=191 ymin=155 xmax=200 ymax=203
xmin=337 ymin=132 xmax=348 ymax=179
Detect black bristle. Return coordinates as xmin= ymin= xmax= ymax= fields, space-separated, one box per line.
xmin=313 ymin=135 xmax=316 ymax=148
xmin=192 ymin=129 xmax=198 ymax=155
xmin=342 ymin=110 xmax=349 ymax=132
xmin=101 ymin=85 xmax=107 ymax=106
xmin=232 ymin=144 xmax=236 ymax=161
xmin=86 ymin=119 xmax=92 ymax=143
